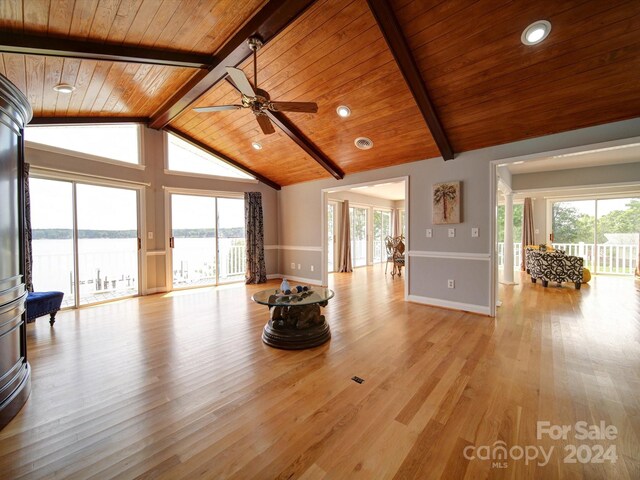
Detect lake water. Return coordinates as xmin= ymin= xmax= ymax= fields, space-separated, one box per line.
xmin=32 ymin=237 xmax=245 ymax=306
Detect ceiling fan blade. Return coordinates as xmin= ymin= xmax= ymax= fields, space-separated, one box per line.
xmin=256 ymin=114 xmax=275 ymax=135
xmin=193 ymin=105 xmax=242 ymax=113
xmin=270 ymin=101 xmax=318 ymax=113
xmin=226 ymin=67 xmax=256 ymax=97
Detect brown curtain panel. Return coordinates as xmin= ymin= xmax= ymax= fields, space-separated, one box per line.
xmin=24 ymin=163 xmax=33 ymax=292
xmin=521 ymin=197 xmax=535 ymax=271
xmin=338 ymin=200 xmax=352 ymax=273
xmin=244 ymin=192 xmax=267 ymax=284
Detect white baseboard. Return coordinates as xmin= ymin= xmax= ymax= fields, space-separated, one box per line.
xmin=407 ymin=294 xmax=491 ymax=316
xmin=267 ymin=274 xmax=322 ymax=286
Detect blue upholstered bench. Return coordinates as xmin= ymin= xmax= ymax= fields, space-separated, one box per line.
xmin=25 ymin=291 xmax=64 ymax=325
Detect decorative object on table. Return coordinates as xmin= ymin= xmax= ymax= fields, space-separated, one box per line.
xmin=280 ymin=278 xmax=291 ymax=292
xmin=432 ymin=181 xmax=461 ymax=224
xmin=252 ymin=287 xmax=334 ymax=349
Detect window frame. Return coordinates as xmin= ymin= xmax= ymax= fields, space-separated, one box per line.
xmin=163 ymin=131 xmax=257 ymax=183
xmin=25 ymin=123 xmax=145 ymax=169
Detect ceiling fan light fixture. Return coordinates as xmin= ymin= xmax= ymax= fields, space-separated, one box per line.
xmin=336 ymin=105 xmax=351 ymax=118
xmin=251 ymin=141 xmax=263 ymax=150
xmin=355 ymin=137 xmax=373 ymax=150
xmin=53 ymin=83 xmax=75 ymax=94
xmin=521 ymin=20 xmax=551 ymax=45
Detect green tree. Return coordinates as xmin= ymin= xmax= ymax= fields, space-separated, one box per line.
xmin=596 ymin=199 xmax=640 ymax=243
xmin=497 ymin=204 xmax=523 ymax=243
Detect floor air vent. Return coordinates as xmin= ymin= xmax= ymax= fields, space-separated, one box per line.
xmin=351 ymin=376 xmax=365 ymax=384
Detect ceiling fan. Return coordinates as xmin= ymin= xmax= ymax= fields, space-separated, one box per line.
xmin=194 ymin=36 xmax=318 ymax=135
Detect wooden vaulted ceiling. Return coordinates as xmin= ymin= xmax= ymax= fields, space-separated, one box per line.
xmin=0 ymin=0 xmax=638 ymax=188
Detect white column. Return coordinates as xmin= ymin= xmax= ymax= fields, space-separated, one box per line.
xmin=503 ymin=192 xmax=515 ymax=284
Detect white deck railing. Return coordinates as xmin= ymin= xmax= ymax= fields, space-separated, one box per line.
xmin=498 ymin=242 xmax=638 ymax=275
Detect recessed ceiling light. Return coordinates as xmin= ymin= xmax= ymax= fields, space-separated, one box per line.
xmin=53 ymin=83 xmax=75 ymax=94
xmin=251 ymin=142 xmax=262 ymax=150
xmin=336 ymin=105 xmax=351 ymax=118
xmin=521 ymin=20 xmax=551 ymax=45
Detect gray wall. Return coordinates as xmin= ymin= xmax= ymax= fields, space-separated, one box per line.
xmin=26 ymin=126 xmax=279 ymax=293
xmin=278 ymin=117 xmax=640 ymax=315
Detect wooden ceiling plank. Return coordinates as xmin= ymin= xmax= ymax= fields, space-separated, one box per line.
xmin=148 ymin=0 xmax=318 ymax=129
xmin=0 ymin=32 xmax=214 ymax=69
xmin=23 ymin=0 xmax=51 ymax=31
xmin=47 ymin=0 xmax=74 ymax=36
xmin=265 ymin=110 xmax=344 ymax=180
xmin=105 ymin=0 xmax=145 ymax=43
xmin=25 ymin=55 xmax=45 ymax=116
xmin=102 ymin=63 xmax=140 ymax=113
xmin=42 ymin=56 xmax=64 ymax=115
xmin=425 ymin=2 xmax=639 ymax=103
xmin=55 ymin=58 xmax=82 ymax=115
xmin=138 ymin=0 xmax=181 ymax=48
xmin=91 ymin=62 xmax=128 ymax=113
xmin=366 ymin=0 xmax=454 ymax=160
xmin=133 ymin=68 xmax=199 ymax=116
xmin=66 ymin=60 xmax=98 ymax=116
xmin=151 ymin=0 xmax=203 ymax=50
xmin=2 ymin=53 xmax=27 ymax=94
xmin=119 ymin=0 xmax=163 ymax=46
xmin=79 ymin=61 xmax=113 ymax=112
xmin=0 ymin=0 xmax=23 ymax=30
xmin=69 ymin=0 xmax=100 ymax=38
xmin=89 ymin=0 xmax=123 ymax=41
xmin=163 ymin=126 xmax=281 ymax=191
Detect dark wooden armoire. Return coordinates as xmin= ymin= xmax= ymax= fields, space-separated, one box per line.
xmin=0 ymin=73 xmax=32 ymax=429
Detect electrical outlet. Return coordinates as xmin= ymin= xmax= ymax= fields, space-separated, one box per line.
xmin=147 ymin=231 xmax=153 ymax=240
xmin=297 ymin=264 xmax=301 ymax=270
xmin=448 ymin=228 xmax=455 ymax=238
xmin=310 ymin=265 xmax=314 ymax=272
xmin=448 ymin=279 xmax=455 ymax=289
xmin=290 ymin=262 xmax=295 ymax=269
xmin=426 ymin=228 xmax=432 ymax=238
xmin=471 ymin=227 xmax=479 ymax=238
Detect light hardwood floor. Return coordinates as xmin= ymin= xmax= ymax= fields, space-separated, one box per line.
xmin=0 ymin=266 xmax=638 ymax=479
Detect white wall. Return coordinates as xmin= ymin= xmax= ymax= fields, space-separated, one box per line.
xmin=25 ymin=126 xmax=280 ymax=293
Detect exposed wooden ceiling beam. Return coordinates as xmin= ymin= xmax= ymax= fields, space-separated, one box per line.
xmin=224 ymin=77 xmax=344 ymax=180
xmin=366 ymin=0 xmax=454 ymax=161
xmin=163 ymin=126 xmax=281 ymax=191
xmin=30 ymin=116 xmax=148 ymax=125
xmin=149 ymin=0 xmax=317 ymax=130
xmin=0 ymin=32 xmax=212 ymax=69
xmin=265 ymin=111 xmax=344 ymax=180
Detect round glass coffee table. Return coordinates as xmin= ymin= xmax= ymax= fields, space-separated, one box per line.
xmin=252 ymin=287 xmax=334 ymax=349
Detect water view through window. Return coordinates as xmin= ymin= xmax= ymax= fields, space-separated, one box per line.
xmin=170 ymin=194 xmax=245 ymax=288
xmin=30 ymin=178 xmax=139 ymax=307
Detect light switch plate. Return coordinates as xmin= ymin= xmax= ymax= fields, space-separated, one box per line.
xmin=297 ymin=264 xmax=301 ymax=270
xmin=147 ymin=231 xmax=153 ymax=240
xmin=448 ymin=228 xmax=455 ymax=238
xmin=535 ymin=229 xmax=540 ymax=234
xmin=471 ymin=228 xmax=479 ymax=238
xmin=426 ymin=228 xmax=432 ymax=238
xmin=290 ymin=263 xmax=295 ymax=269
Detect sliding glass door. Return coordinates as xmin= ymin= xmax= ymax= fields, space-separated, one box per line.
xmin=551 ymin=197 xmax=639 ymax=274
xmin=217 ymin=198 xmax=245 ymax=283
xmin=30 ymin=179 xmax=76 ymax=307
xmin=169 ymin=193 xmax=245 ymax=289
xmin=350 ymin=206 xmax=367 ymax=267
xmin=373 ymin=209 xmax=392 ymax=263
xmin=30 ymin=178 xmax=140 ymax=307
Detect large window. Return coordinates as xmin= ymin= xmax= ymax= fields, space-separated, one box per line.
xmin=551 ymin=197 xmax=639 ymax=274
xmin=26 ymin=124 xmax=141 ymax=165
xmin=166 ymin=132 xmax=254 ymax=180
xmin=30 ymin=178 xmax=140 ymax=307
